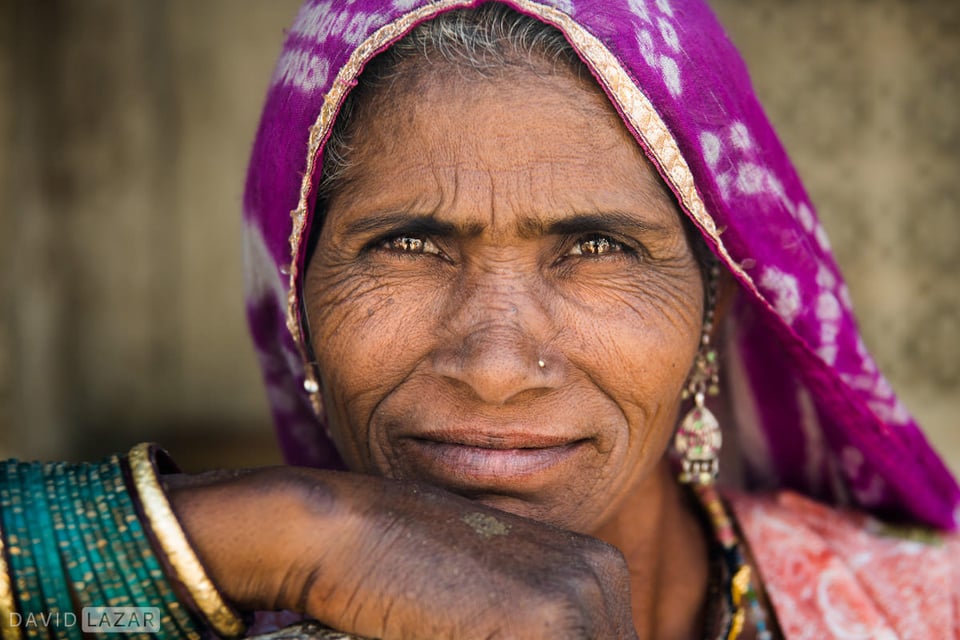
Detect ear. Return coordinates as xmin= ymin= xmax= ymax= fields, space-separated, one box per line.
xmin=709 ymin=267 xmax=738 ymax=345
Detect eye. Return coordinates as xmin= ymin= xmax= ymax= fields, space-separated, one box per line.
xmin=380 ymin=235 xmax=442 ymax=255
xmin=567 ymin=233 xmax=627 ymax=257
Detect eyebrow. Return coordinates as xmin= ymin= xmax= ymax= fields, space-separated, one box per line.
xmin=342 ymin=210 xmax=672 ymax=239
xmin=343 ymin=212 xmax=466 ymax=238
xmin=534 ymin=211 xmax=672 ymax=239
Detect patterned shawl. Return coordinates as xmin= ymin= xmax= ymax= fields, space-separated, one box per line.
xmin=242 ymin=0 xmax=960 ymax=530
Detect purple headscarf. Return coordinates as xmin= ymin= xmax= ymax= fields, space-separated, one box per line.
xmin=243 ymin=0 xmax=960 ymax=530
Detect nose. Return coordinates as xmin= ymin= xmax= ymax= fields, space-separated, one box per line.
xmin=431 ymin=274 xmax=562 ymax=406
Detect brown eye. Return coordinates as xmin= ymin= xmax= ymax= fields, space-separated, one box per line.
xmin=383 ymin=235 xmax=441 ymax=255
xmin=569 ymin=234 xmax=625 ymax=257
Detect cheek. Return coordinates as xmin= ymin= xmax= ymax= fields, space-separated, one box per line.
xmin=304 ymin=262 xmax=442 ymax=437
xmin=558 ymin=270 xmax=702 ymax=506
xmin=555 ymin=265 xmax=703 ymax=431
xmin=559 ymin=265 xmax=703 ymax=367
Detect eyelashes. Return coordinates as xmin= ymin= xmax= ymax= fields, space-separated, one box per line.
xmin=371 ymin=232 xmax=640 ymax=262
xmin=566 ymin=233 xmax=627 ymax=257
xmin=381 ymin=235 xmax=443 ymax=256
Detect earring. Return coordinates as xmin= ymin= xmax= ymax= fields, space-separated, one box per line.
xmin=674 ymin=262 xmax=722 ymax=485
xmin=299 ymin=295 xmax=327 ymax=422
xmin=303 ymin=372 xmax=326 ymax=417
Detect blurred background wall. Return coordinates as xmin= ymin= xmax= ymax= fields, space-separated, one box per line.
xmin=0 ymin=1 xmax=957 ymax=475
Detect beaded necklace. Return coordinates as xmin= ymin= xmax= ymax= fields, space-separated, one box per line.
xmin=692 ymin=483 xmax=773 ymax=640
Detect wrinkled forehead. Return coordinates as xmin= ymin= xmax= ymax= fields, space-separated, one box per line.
xmin=320 ymin=46 xmax=677 ymax=220
xmin=322 ymin=72 xmax=691 ymax=243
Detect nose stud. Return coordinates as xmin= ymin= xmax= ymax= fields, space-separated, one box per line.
xmin=537 ymin=359 xmax=546 ymax=368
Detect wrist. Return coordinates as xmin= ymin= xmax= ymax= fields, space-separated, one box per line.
xmin=164 ymin=466 xmax=349 ymax=617
xmin=128 ymin=444 xmax=247 ymax=637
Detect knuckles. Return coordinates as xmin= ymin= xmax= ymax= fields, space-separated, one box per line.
xmin=490 ymin=538 xmax=633 ymax=638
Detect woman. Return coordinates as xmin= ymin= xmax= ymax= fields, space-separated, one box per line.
xmin=1 ymin=0 xmax=958 ymax=638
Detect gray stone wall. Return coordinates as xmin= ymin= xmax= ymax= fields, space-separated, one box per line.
xmin=1 ymin=1 xmax=957 ymax=475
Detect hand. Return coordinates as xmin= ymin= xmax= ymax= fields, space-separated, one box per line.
xmin=165 ymin=467 xmax=638 ymax=639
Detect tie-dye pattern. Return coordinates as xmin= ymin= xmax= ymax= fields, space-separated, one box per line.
xmin=728 ymin=491 xmax=960 ymax=638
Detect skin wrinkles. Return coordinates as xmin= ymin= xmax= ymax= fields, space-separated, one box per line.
xmin=304 ymin=59 xmax=703 ymax=542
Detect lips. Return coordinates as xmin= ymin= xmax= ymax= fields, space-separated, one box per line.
xmin=411 ymin=430 xmax=579 ymax=450
xmin=395 ymin=429 xmax=590 ymax=492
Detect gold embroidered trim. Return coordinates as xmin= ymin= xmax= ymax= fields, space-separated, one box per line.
xmin=286 ymin=0 xmax=761 ymax=397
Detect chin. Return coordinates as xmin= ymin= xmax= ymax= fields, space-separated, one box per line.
xmin=433 ymin=483 xmax=599 ymax=533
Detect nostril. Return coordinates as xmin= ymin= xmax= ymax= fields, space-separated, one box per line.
xmin=430 ymin=327 xmax=560 ymax=406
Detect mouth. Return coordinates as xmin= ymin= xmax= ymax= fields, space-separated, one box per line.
xmin=397 ymin=432 xmax=590 ymax=492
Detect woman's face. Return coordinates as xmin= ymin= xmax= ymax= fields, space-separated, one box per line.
xmin=304 ymin=61 xmax=704 ymax=533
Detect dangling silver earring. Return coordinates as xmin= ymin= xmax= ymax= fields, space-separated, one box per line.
xmin=303 ymin=372 xmax=324 ymax=411
xmin=674 ymin=261 xmax=722 ymax=485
